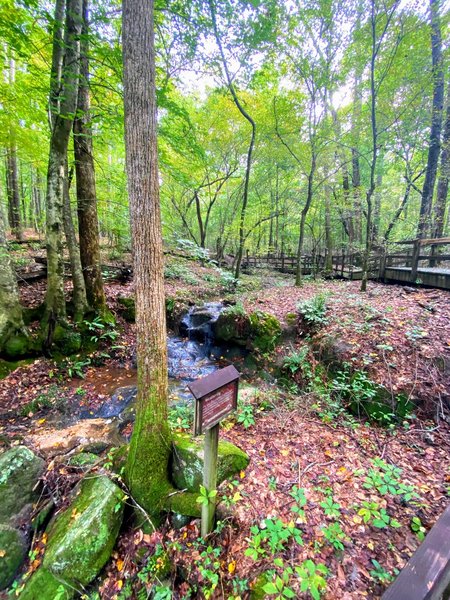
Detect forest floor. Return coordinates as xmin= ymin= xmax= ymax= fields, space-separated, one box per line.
xmin=1 ymin=254 xmax=450 ymax=599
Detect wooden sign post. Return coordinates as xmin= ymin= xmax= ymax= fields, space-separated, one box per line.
xmin=188 ymin=365 xmax=240 ymax=537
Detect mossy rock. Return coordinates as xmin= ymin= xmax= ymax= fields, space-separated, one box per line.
xmin=117 ymin=296 xmax=136 ymax=322
xmin=67 ymin=452 xmax=99 ymax=469
xmin=171 ymin=433 xmax=249 ymax=493
xmin=18 ymin=567 xmax=73 ymax=600
xmin=3 ymin=333 xmax=31 ymax=360
xmin=249 ymin=311 xmax=281 ymax=353
xmin=0 ymin=524 xmax=27 ymax=590
xmin=0 ymin=446 xmax=45 ymax=526
xmin=311 ymin=334 xmax=353 ymax=374
xmin=0 ymin=358 xmax=33 ymax=380
xmin=52 ymin=326 xmax=82 ymax=355
xmin=38 ymin=476 xmax=124 ymax=588
xmin=213 ymin=311 xmax=251 ymax=346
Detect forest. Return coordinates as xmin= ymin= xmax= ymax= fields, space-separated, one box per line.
xmin=0 ymin=0 xmax=449 ymax=598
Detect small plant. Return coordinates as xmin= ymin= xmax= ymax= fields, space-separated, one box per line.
xmin=410 ymin=516 xmax=426 ymax=541
xmin=245 ymin=525 xmax=267 ymax=560
xmin=321 ymin=522 xmax=346 ymax=550
xmin=363 ymin=458 xmax=417 ymax=502
xmin=268 ymin=476 xmax=277 ymax=491
xmin=168 ymin=404 xmax=192 ymax=431
xmin=297 ymin=294 xmax=328 ymax=328
xmin=295 ymin=559 xmax=328 ymax=600
xmin=197 ymin=545 xmax=221 ymax=599
xmin=60 ymin=356 xmax=91 ymax=379
xmin=237 ymin=404 xmax=255 ymax=428
xmin=356 ymin=501 xmax=401 ymax=529
xmin=263 ymin=565 xmax=296 ymax=599
xmin=370 ymin=559 xmax=396 ymax=584
xmin=282 ymin=347 xmax=309 ymax=375
xmin=320 ymin=496 xmax=341 ymax=519
xmin=290 ymin=486 xmax=307 ymax=521
xmin=83 ymin=316 xmax=119 ymax=344
xmin=196 ymin=485 xmax=217 ymax=507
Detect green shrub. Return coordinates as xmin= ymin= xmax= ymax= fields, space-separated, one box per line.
xmin=297 ymin=294 xmax=328 ymax=328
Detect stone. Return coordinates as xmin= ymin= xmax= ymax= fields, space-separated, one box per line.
xmin=24 ymin=476 xmax=124 ymax=594
xmin=117 ymin=296 xmax=136 ymax=322
xmin=249 ymin=311 xmax=281 ymax=353
xmin=52 ymin=325 xmax=82 ymax=355
xmin=0 ymin=446 xmax=45 ymax=526
xmin=171 ymin=433 xmax=249 ymax=493
xmin=18 ymin=567 xmax=73 ymax=600
xmin=311 ymin=334 xmax=353 ymax=373
xmin=0 ymin=524 xmax=27 ymax=590
xmin=213 ymin=309 xmax=251 ymax=346
xmin=26 ymin=418 xmax=124 ymax=458
xmin=67 ymin=452 xmax=100 ymax=469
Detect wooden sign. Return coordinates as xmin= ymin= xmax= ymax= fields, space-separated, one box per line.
xmin=188 ymin=365 xmax=240 ymax=435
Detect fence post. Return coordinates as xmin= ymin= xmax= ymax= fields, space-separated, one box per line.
xmin=410 ymin=240 xmax=420 ymax=283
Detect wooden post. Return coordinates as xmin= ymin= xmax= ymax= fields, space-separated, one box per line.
xmin=201 ymin=423 xmax=219 ymax=537
xmin=411 ymin=239 xmax=420 ymax=283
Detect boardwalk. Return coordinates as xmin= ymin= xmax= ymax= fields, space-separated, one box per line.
xmin=243 ymin=238 xmax=450 ymax=291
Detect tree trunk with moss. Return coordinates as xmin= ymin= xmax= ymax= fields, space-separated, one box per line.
xmin=63 ymin=163 xmax=87 ymax=322
xmin=123 ymin=0 xmax=199 ymax=520
xmin=43 ymin=0 xmax=82 ymax=333
xmin=74 ymin=0 xmax=107 ymax=314
xmin=0 ymin=205 xmax=28 ymax=357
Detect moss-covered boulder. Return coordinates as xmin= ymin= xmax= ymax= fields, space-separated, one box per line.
xmin=19 ymin=567 xmax=73 ymax=600
xmin=3 ymin=333 xmax=31 ymax=360
xmin=0 ymin=446 xmax=45 ymax=525
xmin=52 ymin=325 xmax=82 ymax=355
xmin=21 ymin=476 xmax=124 ymax=597
xmin=0 ymin=524 xmax=27 ymax=589
xmin=249 ymin=311 xmax=281 ymax=353
xmin=117 ymin=295 xmax=136 ymax=322
xmin=67 ymin=452 xmax=99 ymax=469
xmin=213 ymin=309 xmax=251 ymax=346
xmin=171 ymin=433 xmax=249 ymax=493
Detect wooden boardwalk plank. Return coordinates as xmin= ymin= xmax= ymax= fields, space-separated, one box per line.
xmin=382 ymin=504 xmax=450 ymax=600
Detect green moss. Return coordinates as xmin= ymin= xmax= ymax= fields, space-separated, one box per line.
xmin=3 ymin=334 xmax=30 ymax=360
xmin=0 ymin=446 xmax=45 ymax=525
xmin=67 ymin=452 xmax=99 ymax=469
xmin=213 ymin=310 xmax=251 ymax=345
xmin=249 ymin=311 xmax=281 ymax=353
xmin=19 ymin=567 xmax=73 ymax=600
xmin=117 ymin=296 xmax=136 ymax=322
xmin=171 ymin=433 xmax=249 ymax=492
xmin=42 ymin=476 xmax=124 ymax=587
xmin=0 ymin=525 xmax=27 ymax=590
xmin=52 ymin=326 xmax=82 ymax=355
xmin=0 ymin=358 xmax=33 ymax=380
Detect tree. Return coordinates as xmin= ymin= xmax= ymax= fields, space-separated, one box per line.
xmin=123 ymin=0 xmax=198 ymax=518
xmin=73 ymin=0 xmax=108 ymax=314
xmin=417 ymin=0 xmax=444 ymax=239
xmin=44 ymin=0 xmax=82 ymax=333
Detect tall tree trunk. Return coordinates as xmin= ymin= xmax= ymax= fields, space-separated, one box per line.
xmin=324 ymin=188 xmax=333 ymax=275
xmin=73 ymin=0 xmax=107 ymax=313
xmin=6 ymin=145 xmax=22 ymax=241
xmin=208 ymin=0 xmax=256 ymax=281
xmin=123 ymin=0 xmax=170 ymax=516
xmin=433 ymin=80 xmax=450 ymax=238
xmin=63 ymin=163 xmax=87 ymax=321
xmin=417 ymin=0 xmax=444 ymax=238
xmin=0 ymin=204 xmax=28 ymax=356
xmin=296 ymin=157 xmax=316 ymax=286
xmin=44 ymin=0 xmax=82 ymax=331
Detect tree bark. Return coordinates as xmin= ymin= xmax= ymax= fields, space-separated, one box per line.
xmin=295 ymin=157 xmax=316 ymax=286
xmin=63 ymin=164 xmax=87 ymax=321
xmin=123 ymin=0 xmax=171 ymax=517
xmin=44 ymin=0 xmax=82 ymax=330
xmin=73 ymin=0 xmax=107 ymax=313
xmin=433 ymin=79 xmax=450 ymax=238
xmin=0 ymin=204 xmax=28 ymax=355
xmin=417 ymin=0 xmax=444 ymax=238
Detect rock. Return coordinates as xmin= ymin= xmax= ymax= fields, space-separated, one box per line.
xmin=22 ymin=476 xmax=125 ymax=596
xmin=249 ymin=311 xmax=281 ymax=353
xmin=117 ymin=296 xmax=136 ymax=322
xmin=171 ymin=433 xmax=249 ymax=493
xmin=52 ymin=325 xmax=82 ymax=355
xmin=18 ymin=567 xmax=73 ymax=600
xmin=26 ymin=419 xmax=124 ymax=458
xmin=0 ymin=446 xmax=45 ymax=526
xmin=0 ymin=524 xmax=27 ymax=590
xmin=213 ymin=310 xmax=251 ymax=346
xmin=311 ymin=334 xmax=353 ymax=373
xmin=67 ymin=452 xmax=100 ymax=469
xmin=89 ymin=385 xmax=137 ymax=419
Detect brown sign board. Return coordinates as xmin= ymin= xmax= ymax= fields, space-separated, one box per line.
xmin=188 ymin=365 xmax=240 ymax=435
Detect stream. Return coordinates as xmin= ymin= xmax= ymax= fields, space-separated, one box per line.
xmin=73 ymin=302 xmax=245 ymax=422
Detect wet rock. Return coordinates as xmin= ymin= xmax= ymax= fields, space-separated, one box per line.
xmin=89 ymin=385 xmax=137 ymax=419
xmin=67 ymin=452 xmax=100 ymax=469
xmin=0 ymin=446 xmax=45 ymax=526
xmin=26 ymin=419 xmax=124 ymax=458
xmin=21 ymin=476 xmax=124 ymax=596
xmin=213 ymin=310 xmax=251 ymax=346
xmin=171 ymin=433 xmax=249 ymax=493
xmin=0 ymin=524 xmax=28 ymax=590
xmin=249 ymin=311 xmax=281 ymax=353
